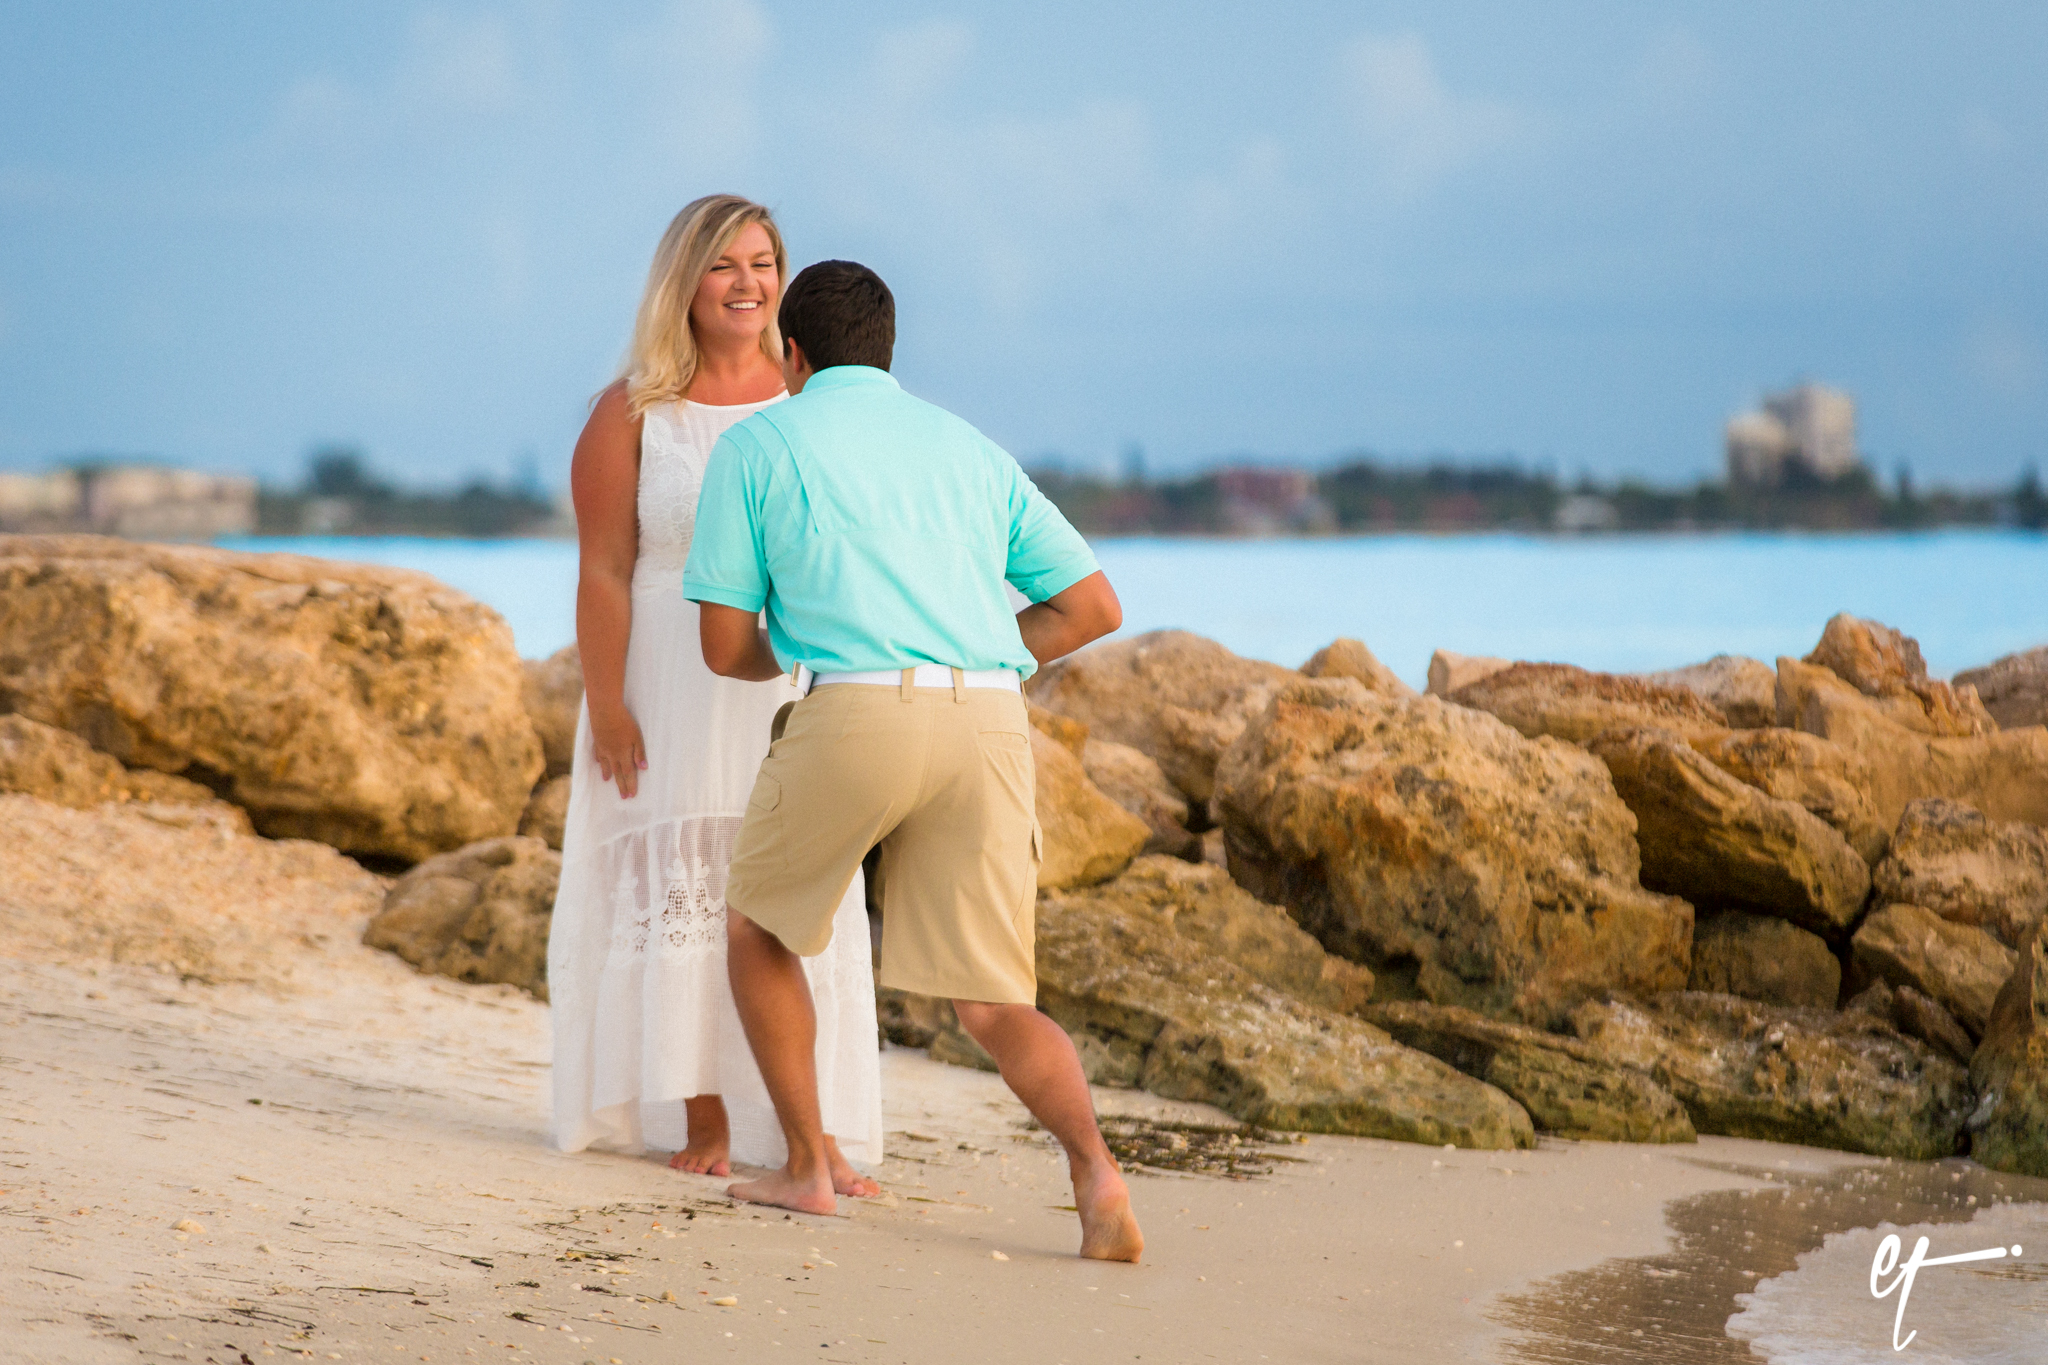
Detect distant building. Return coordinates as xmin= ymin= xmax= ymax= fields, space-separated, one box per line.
xmin=1213 ymin=466 xmax=1336 ymax=536
xmin=0 ymin=465 xmax=256 ymax=539
xmin=1553 ymin=493 xmax=1619 ymax=534
xmin=1726 ymin=383 xmax=1859 ymax=485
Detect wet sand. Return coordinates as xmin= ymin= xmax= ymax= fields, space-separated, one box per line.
xmin=0 ymin=945 xmax=2017 ymax=1365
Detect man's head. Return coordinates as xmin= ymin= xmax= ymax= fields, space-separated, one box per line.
xmin=778 ymin=260 xmax=894 ymax=389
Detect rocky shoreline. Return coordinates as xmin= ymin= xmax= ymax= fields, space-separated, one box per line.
xmin=5 ymin=532 xmax=2047 ymax=1174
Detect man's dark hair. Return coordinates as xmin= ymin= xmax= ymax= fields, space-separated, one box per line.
xmin=778 ymin=260 xmax=894 ymax=372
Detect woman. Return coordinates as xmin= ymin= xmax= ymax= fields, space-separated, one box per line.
xmin=547 ymin=194 xmax=882 ymax=1191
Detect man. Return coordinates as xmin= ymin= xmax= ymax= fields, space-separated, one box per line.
xmin=682 ymin=259 xmax=1142 ymax=1262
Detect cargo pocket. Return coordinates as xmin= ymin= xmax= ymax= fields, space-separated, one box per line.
xmin=747 ymin=772 xmax=783 ymax=813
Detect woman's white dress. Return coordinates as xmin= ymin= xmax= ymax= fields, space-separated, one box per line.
xmin=547 ymin=394 xmax=884 ymax=1169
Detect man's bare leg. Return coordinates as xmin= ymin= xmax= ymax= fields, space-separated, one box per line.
xmin=724 ymin=913 xmax=836 ymax=1215
xmin=668 ymin=1095 xmax=731 ymax=1176
xmin=952 ymin=1000 xmax=1143 ymax=1262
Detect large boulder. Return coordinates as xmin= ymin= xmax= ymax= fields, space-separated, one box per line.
xmin=1082 ymin=739 xmax=1201 ymax=861
xmin=1967 ymin=925 xmax=2048 ymax=1176
xmin=0 ymin=535 xmax=544 ymax=861
xmin=1804 ymin=613 xmax=1995 ymax=736
xmin=1570 ymin=991 xmax=1972 ymax=1159
xmin=0 ymin=792 xmax=383 ymax=989
xmin=1426 ymin=649 xmax=1511 ymax=698
xmin=1847 ymin=980 xmax=1976 ymax=1066
xmin=1871 ymin=798 xmax=2048 ymax=948
xmin=1301 ymin=638 xmax=1416 ymax=698
xmin=1216 ymin=678 xmax=1692 ymax=1025
xmin=1025 ymin=630 xmax=1297 ymax=805
xmin=1034 ymin=862 xmax=1533 ymax=1148
xmin=1688 ymin=727 xmax=1891 ymax=865
xmin=1687 ymin=909 xmax=1841 ymax=1009
xmin=1031 ymin=727 xmax=1149 ymax=891
xmin=1956 ymin=645 xmax=2048 ymax=731
xmin=0 ymin=714 xmax=233 ymax=817
xmin=518 ymin=775 xmax=571 ymax=851
xmin=1850 ymin=902 xmax=2016 ymax=1038
xmin=1637 ymin=655 xmax=1778 ymax=729
xmin=1449 ymin=662 xmax=1729 ymax=744
xmin=364 ymin=836 xmax=559 ymax=998
xmin=522 ymin=643 xmax=583 ymax=779
xmin=1588 ymin=727 xmax=1869 ymax=936
xmin=1774 ymin=657 xmax=2048 ymax=829
xmin=1362 ymin=999 xmax=1695 ymax=1143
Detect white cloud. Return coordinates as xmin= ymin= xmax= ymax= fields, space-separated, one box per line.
xmin=1336 ymin=33 xmax=1521 ymax=198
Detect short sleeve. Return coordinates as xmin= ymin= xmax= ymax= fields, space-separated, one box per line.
xmin=682 ymin=426 xmax=771 ymax=612
xmin=999 ymin=444 xmax=1099 ymax=602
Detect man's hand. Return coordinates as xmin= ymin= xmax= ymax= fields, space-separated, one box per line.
xmin=699 ymin=603 xmax=786 ymax=681
xmin=1016 ymin=571 xmax=1122 ymax=667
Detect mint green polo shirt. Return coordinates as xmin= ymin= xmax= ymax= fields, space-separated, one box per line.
xmin=681 ymin=366 xmax=1099 ymax=679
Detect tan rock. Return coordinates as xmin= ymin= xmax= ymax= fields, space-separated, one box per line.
xmin=1570 ymin=991 xmax=1971 ymax=1159
xmin=1025 ymin=630 xmax=1297 ymax=804
xmin=1081 ymin=738 xmax=1200 ymax=861
xmin=1362 ymin=999 xmax=1695 ymax=1143
xmin=0 ymin=792 xmax=383 ymax=989
xmin=363 ymin=836 xmax=559 ymax=998
xmin=1035 ymin=864 xmax=1533 ymax=1148
xmin=0 ymin=535 xmax=543 ymax=861
xmin=1803 ymin=613 xmax=1996 ymax=736
xmin=1031 ymin=728 xmax=1148 ymax=891
xmin=1774 ymin=657 xmax=2048 ymax=829
xmin=1426 ymin=649 xmax=1511 ymax=698
xmin=1687 ymin=910 xmax=1841 ymax=1009
xmin=1851 ymin=901 xmax=2016 ymax=1037
xmin=1588 ymin=727 xmax=1868 ymax=935
xmin=1956 ymin=645 xmax=2048 ymax=731
xmin=1871 ymin=798 xmax=2048 ymax=948
xmin=1688 ymin=727 xmax=1891 ymax=865
xmin=1845 ymin=980 xmax=1976 ymax=1066
xmin=0 ymin=714 xmax=235 ymax=821
xmin=1450 ymin=662 xmax=1728 ymax=744
xmin=1637 ymin=655 xmax=1778 ymax=729
xmin=1967 ymin=924 xmax=2048 ymax=1176
xmin=1216 ymin=678 xmax=1692 ymax=1025
xmin=1026 ymin=702 xmax=1088 ymax=760
xmin=1301 ymin=638 xmax=1416 ymax=698
xmin=518 ymin=776 xmax=571 ymax=851
xmin=522 ymin=644 xmax=582 ymax=779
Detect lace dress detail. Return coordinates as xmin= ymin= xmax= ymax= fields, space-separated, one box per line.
xmin=547 ymin=397 xmax=883 ymax=1169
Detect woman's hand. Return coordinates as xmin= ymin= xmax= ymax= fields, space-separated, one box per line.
xmin=589 ymin=705 xmax=648 ymax=798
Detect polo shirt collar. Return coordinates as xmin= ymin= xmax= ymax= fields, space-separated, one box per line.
xmin=801 ymin=365 xmax=899 ymax=394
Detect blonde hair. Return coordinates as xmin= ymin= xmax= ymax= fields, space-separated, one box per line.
xmin=620 ymin=194 xmax=788 ymax=415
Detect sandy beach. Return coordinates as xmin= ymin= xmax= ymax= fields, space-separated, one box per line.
xmin=3 ymin=938 xmax=1865 ymax=1365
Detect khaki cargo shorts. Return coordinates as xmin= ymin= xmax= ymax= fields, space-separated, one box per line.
xmin=725 ymin=679 xmax=1041 ymax=1005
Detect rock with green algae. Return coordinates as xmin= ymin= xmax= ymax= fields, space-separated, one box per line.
xmin=1687 ymin=909 xmax=1840 ymax=1010
xmin=1569 ymin=990 xmax=1972 ymax=1160
xmin=1968 ymin=924 xmax=2048 ymax=1178
xmin=1361 ymin=998 xmax=1694 ymax=1143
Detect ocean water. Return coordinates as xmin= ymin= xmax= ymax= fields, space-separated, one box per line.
xmin=223 ymin=530 xmax=2048 ymax=682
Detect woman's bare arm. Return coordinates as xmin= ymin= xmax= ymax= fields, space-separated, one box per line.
xmin=571 ymin=381 xmax=646 ymax=797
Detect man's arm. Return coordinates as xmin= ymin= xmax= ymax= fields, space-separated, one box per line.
xmin=700 ymin=604 xmax=786 ymax=681
xmin=1016 ymin=570 xmax=1122 ymax=668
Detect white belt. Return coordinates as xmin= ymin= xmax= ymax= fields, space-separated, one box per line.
xmin=805 ymin=664 xmax=1021 ymax=694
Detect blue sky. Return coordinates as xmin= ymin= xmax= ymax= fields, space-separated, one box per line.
xmin=3 ymin=2 xmax=2045 ymax=489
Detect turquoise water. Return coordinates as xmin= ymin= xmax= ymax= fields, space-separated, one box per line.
xmin=221 ymin=531 xmax=2048 ymax=684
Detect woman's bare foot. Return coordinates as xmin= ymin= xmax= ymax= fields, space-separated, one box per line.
xmin=728 ymin=1164 xmax=836 ymax=1216
xmin=668 ymin=1095 xmax=730 ymax=1177
xmin=824 ymin=1135 xmax=880 ymax=1198
xmin=1074 ymin=1162 xmax=1143 ymax=1262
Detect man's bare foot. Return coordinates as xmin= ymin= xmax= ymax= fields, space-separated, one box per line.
xmin=1075 ymin=1163 xmax=1143 ymax=1262
xmin=824 ymin=1135 xmax=880 ymax=1198
xmin=668 ymin=1096 xmax=730 ymax=1177
xmin=728 ymin=1165 xmax=837 ymax=1217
